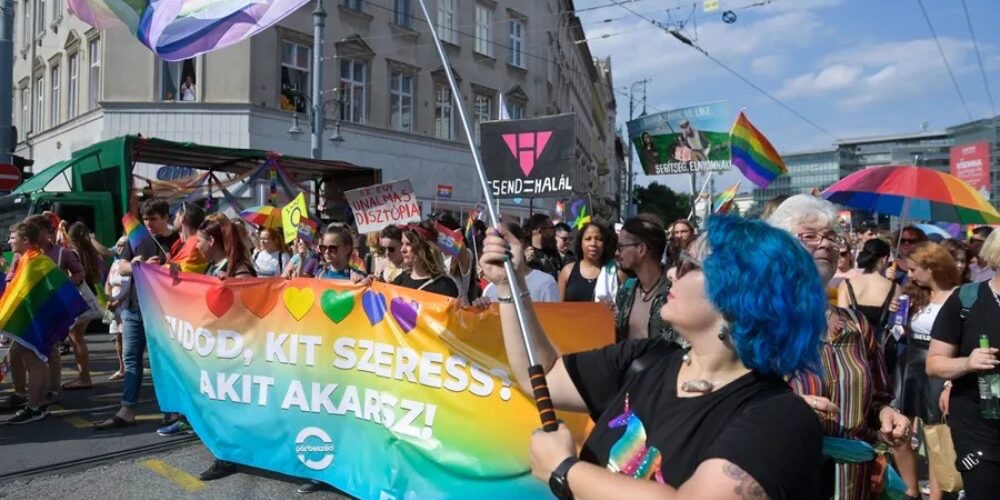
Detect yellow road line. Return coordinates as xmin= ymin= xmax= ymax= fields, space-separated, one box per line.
xmin=141 ymin=459 xmax=206 ymax=492
xmin=135 ymin=413 xmax=164 ymax=422
xmin=48 ymin=405 xmax=91 ymax=429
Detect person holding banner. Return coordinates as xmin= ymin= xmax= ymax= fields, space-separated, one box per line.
xmin=283 ymin=235 xmax=319 ymax=279
xmin=314 ymin=225 xmax=365 ymax=282
xmin=479 ymin=215 xmax=826 ymax=499
xmin=394 ymin=221 xmax=459 ymax=298
xmin=197 ymin=218 xmax=256 ymax=279
xmin=371 ymin=226 xmax=405 ymax=283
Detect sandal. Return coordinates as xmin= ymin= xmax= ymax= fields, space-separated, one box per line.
xmin=93 ymin=415 xmax=136 ymax=430
xmin=62 ymin=380 xmax=93 ymax=391
xmin=109 ymin=371 xmax=124 ymax=381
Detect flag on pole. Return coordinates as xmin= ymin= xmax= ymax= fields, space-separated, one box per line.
xmin=713 ymin=180 xmax=742 ymax=214
xmin=434 ymin=222 xmax=464 ymax=257
xmin=168 ymin=237 xmax=209 ymax=274
xmin=122 ymin=213 xmax=153 ymax=253
xmin=0 ymin=249 xmax=89 ymax=361
xmin=730 ymin=110 xmax=787 ymax=188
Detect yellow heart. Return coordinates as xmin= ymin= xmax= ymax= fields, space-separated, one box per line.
xmin=283 ymin=287 xmax=315 ymax=321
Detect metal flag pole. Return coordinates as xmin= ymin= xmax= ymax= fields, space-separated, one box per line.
xmin=415 ymin=0 xmax=557 ymax=432
xmin=687 ymin=171 xmax=714 ymax=221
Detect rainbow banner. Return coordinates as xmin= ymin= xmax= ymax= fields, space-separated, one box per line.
xmin=132 ymin=265 xmax=612 ymax=499
xmin=122 ymin=213 xmax=152 ymax=253
xmin=730 ymin=110 xmax=787 ymax=188
xmin=0 ymin=250 xmax=89 ymax=361
xmin=713 ymin=180 xmax=742 ymax=214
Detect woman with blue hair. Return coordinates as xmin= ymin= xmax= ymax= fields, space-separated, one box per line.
xmin=479 ymin=215 xmax=826 ymax=499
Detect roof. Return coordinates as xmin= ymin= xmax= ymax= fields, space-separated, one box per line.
xmin=835 ymin=129 xmax=947 ymax=145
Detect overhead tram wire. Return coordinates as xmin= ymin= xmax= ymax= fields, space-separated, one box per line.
xmin=915 ymin=0 xmax=973 ymax=121
xmin=959 ymin=0 xmax=996 ymax=116
xmin=604 ymin=0 xmax=839 ymax=140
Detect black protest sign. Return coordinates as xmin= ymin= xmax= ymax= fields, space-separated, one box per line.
xmin=481 ymin=114 xmax=575 ymax=199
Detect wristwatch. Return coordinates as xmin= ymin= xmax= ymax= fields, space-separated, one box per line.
xmin=549 ymin=456 xmax=579 ymax=500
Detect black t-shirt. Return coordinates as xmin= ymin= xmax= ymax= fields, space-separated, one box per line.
xmin=930 ymin=281 xmax=1000 ymax=455
xmin=392 ymin=273 xmax=459 ymax=298
xmin=563 ymin=338 xmax=824 ymax=499
xmin=121 ymin=231 xmax=180 ymax=311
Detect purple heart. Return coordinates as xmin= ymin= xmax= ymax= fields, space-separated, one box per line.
xmin=390 ymin=297 xmax=420 ymax=333
xmin=362 ymin=290 xmax=387 ymax=326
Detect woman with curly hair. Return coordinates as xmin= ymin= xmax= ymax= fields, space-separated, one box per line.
xmin=558 ymin=221 xmax=622 ymax=302
xmin=393 ymin=221 xmax=459 ymax=298
xmin=941 ymin=239 xmax=973 ymax=284
xmin=478 ymin=215 xmax=827 ymax=498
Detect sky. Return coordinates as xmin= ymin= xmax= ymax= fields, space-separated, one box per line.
xmin=573 ymin=0 xmax=1000 ymax=195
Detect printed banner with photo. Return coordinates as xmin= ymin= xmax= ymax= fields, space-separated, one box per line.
xmin=626 ymin=102 xmax=732 ymax=175
xmin=132 ymin=265 xmax=613 ymax=499
xmin=950 ymin=141 xmax=991 ymax=200
xmin=481 ymin=114 xmax=576 ymax=199
xmin=344 ymin=179 xmax=422 ymax=233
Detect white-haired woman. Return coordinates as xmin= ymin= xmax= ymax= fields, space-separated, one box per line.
xmin=927 ymin=229 xmax=1000 ymax=499
xmin=769 ymin=195 xmax=912 ymax=499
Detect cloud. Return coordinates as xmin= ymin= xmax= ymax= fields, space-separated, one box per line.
xmin=775 ymin=64 xmax=863 ymax=99
xmin=750 ymin=55 xmax=789 ymax=76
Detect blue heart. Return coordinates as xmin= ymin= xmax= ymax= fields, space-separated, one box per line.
xmin=362 ymin=290 xmax=387 ymax=326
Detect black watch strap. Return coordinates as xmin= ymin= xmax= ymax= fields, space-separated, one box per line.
xmin=549 ymin=456 xmax=579 ymax=500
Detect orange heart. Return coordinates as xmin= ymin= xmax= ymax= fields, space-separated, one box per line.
xmin=240 ymin=284 xmax=280 ymax=319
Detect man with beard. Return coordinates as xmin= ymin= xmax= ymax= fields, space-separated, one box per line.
xmin=522 ymin=214 xmax=562 ymax=279
xmin=674 ymin=119 xmax=712 ymax=162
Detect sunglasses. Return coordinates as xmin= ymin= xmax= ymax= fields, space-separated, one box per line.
xmin=899 ymin=238 xmax=918 ymax=245
xmin=676 ymin=251 xmax=703 ymax=279
xmin=318 ymin=245 xmax=340 ymax=253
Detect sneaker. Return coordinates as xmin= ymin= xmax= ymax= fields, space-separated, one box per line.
xmin=6 ymin=406 xmax=46 ymax=424
xmin=157 ymin=420 xmax=192 ymax=437
xmin=44 ymin=391 xmax=60 ymax=405
xmin=297 ymin=481 xmax=325 ymax=494
xmin=0 ymin=393 xmax=27 ymax=412
xmin=199 ymin=460 xmax=237 ymax=481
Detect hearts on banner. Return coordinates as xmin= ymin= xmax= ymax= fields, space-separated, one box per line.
xmin=389 ymin=297 xmax=420 ymax=333
xmin=362 ymin=290 xmax=387 ymax=326
xmin=206 ymin=286 xmax=234 ymax=318
xmin=283 ymin=287 xmax=315 ymax=321
xmin=321 ymin=289 xmax=355 ymax=324
xmin=240 ymin=285 xmax=280 ymax=319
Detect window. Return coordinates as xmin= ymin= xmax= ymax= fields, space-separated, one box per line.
xmin=50 ymin=63 xmax=59 ymax=125
xmin=437 ymin=0 xmax=456 ymax=44
xmin=67 ymin=52 xmax=78 ymax=118
xmin=340 ymin=59 xmax=367 ymax=124
xmin=34 ymin=75 xmax=44 ymax=131
xmin=20 ymin=86 xmax=29 ymax=136
xmin=508 ymin=19 xmax=524 ymax=68
xmin=393 ymin=0 xmax=411 ymax=28
xmin=434 ymin=83 xmax=453 ymax=140
xmin=342 ymin=0 xmax=362 ymax=10
xmin=473 ymin=92 xmax=492 ymax=144
xmin=280 ymin=41 xmax=310 ymax=112
xmin=507 ymin=101 xmax=525 ymax=119
xmin=389 ymin=72 xmax=413 ymax=132
xmin=160 ymin=59 xmax=197 ymax=101
xmin=52 ymin=0 xmax=62 ymax=20
xmin=35 ymin=0 xmax=45 ymax=36
xmin=88 ymin=38 xmax=100 ymax=109
xmin=474 ymin=4 xmax=493 ymax=57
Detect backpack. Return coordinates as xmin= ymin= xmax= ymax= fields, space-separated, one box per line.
xmin=958 ymin=282 xmax=981 ymax=320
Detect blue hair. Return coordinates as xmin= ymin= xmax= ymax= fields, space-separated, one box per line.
xmin=702 ymin=215 xmax=825 ymax=376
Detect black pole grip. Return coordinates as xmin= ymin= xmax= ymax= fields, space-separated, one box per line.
xmin=528 ymin=364 xmax=558 ymax=432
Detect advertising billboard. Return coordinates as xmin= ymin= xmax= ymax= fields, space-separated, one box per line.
xmin=950 ymin=141 xmax=991 ymax=199
xmin=626 ymin=101 xmax=732 ymax=175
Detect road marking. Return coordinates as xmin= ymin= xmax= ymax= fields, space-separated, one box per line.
xmin=141 ymin=459 xmax=206 ymax=492
xmin=48 ymin=405 xmax=91 ymax=429
xmin=135 ymin=413 xmax=164 ymax=422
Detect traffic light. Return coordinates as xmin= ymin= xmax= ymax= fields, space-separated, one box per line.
xmin=12 ymin=154 xmax=33 ymax=180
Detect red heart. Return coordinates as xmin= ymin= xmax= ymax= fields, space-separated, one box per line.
xmin=240 ymin=284 xmax=280 ymax=319
xmin=206 ymin=286 xmax=235 ymax=318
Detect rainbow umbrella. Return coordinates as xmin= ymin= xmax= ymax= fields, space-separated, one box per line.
xmin=240 ymin=205 xmax=282 ymax=229
xmin=821 ymin=166 xmax=1000 ymax=224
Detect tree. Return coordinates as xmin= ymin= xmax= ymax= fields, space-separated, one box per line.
xmin=633 ymin=182 xmax=692 ymax=224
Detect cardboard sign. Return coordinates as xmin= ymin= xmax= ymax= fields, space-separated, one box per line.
xmin=281 ymin=193 xmax=308 ymax=243
xmin=481 ymin=114 xmax=575 ymax=199
xmin=345 ymin=179 xmax=421 ymax=233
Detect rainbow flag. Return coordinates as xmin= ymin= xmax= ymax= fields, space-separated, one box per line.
xmin=464 ymin=210 xmax=478 ymax=247
xmin=349 ymin=252 xmax=368 ymax=275
xmin=713 ymin=180 xmax=742 ymax=214
xmin=0 ymin=249 xmax=89 ymax=361
xmin=434 ymin=222 xmax=464 ymax=257
xmin=730 ymin=111 xmax=787 ymax=188
xmin=122 ymin=213 xmax=152 ymax=253
xmin=169 ymin=237 xmax=209 ymax=274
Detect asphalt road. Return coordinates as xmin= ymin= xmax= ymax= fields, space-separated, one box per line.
xmin=0 ymin=333 xmax=352 ymax=500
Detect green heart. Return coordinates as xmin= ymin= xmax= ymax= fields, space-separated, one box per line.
xmin=321 ymin=289 xmax=355 ymax=324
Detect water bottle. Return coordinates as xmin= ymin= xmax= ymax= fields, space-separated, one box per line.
xmin=889 ymin=295 xmax=910 ymax=341
xmin=978 ymin=334 xmax=1000 ymax=419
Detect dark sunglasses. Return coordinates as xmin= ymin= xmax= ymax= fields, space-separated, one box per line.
xmin=899 ymin=238 xmax=918 ymax=245
xmin=318 ymin=245 xmax=340 ymax=253
xmin=675 ymin=252 xmax=703 ymax=279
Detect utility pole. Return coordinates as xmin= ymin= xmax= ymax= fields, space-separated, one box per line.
xmin=310 ymin=0 xmax=327 ymax=160
xmin=0 ymin=0 xmax=14 ymax=164
xmin=624 ymin=78 xmax=650 ymax=218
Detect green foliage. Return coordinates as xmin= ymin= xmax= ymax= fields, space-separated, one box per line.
xmin=633 ymin=182 xmax=692 ymax=224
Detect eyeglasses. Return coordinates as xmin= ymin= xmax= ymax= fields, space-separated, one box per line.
xmin=899 ymin=238 xmax=919 ymax=245
xmin=318 ymin=245 xmax=340 ymax=253
xmin=617 ymin=242 xmax=642 ymax=251
xmin=382 ymin=246 xmax=398 ymax=254
xmin=796 ymin=231 xmax=841 ymax=248
xmin=676 ymin=251 xmax=703 ymax=279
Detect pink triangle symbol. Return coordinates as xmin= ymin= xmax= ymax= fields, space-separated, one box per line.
xmin=535 ymin=131 xmax=552 ymax=159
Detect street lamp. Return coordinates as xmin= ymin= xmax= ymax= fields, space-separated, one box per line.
xmin=284 ymin=85 xmax=345 ymax=154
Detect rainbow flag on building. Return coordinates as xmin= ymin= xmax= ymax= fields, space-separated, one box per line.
xmin=122 ymin=213 xmax=152 ymax=253
xmin=0 ymin=249 xmax=88 ymax=361
xmin=730 ymin=111 xmax=787 ymax=188
xmin=713 ymin=180 xmax=742 ymax=214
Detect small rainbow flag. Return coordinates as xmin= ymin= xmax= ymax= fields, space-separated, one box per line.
xmin=122 ymin=213 xmax=152 ymax=253
xmin=730 ymin=111 xmax=787 ymax=188
xmin=168 ymin=237 xmax=208 ymax=274
xmin=349 ymin=252 xmax=368 ymax=275
xmin=713 ymin=180 xmax=742 ymax=214
xmin=434 ymin=222 xmax=464 ymax=257
xmin=464 ymin=210 xmax=478 ymax=247
xmin=0 ymin=249 xmax=89 ymax=361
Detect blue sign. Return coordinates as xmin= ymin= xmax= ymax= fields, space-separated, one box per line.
xmin=157 ymin=165 xmax=196 ymax=181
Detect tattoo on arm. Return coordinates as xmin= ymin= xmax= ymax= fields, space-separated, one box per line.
xmin=722 ymin=462 xmax=768 ymax=500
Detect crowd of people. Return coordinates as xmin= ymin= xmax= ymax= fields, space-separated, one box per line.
xmin=2 ymin=192 xmax=1000 ymax=499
